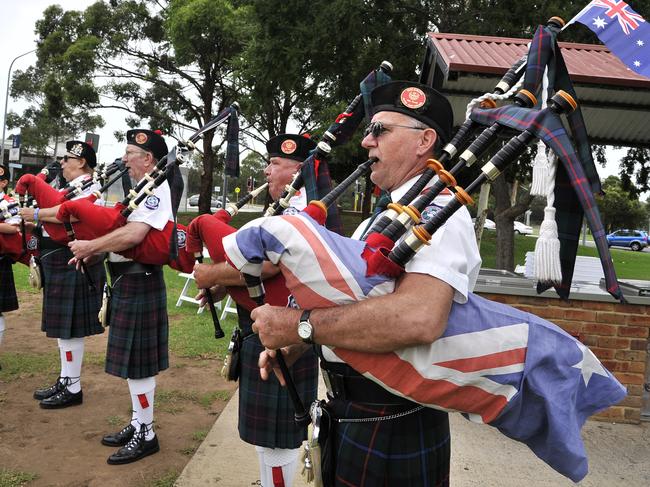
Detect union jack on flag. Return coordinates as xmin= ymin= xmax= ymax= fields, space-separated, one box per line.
xmin=223 ymin=212 xmax=626 ymax=482
xmin=569 ymin=0 xmax=650 ymax=77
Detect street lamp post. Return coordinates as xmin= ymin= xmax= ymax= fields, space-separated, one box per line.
xmin=2 ymin=48 xmax=36 ymax=177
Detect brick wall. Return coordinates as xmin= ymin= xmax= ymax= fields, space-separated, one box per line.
xmin=478 ymin=292 xmax=649 ymax=424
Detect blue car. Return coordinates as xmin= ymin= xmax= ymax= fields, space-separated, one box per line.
xmin=606 ymin=229 xmax=649 ymax=251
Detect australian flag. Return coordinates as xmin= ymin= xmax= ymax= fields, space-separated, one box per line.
xmin=223 ymin=212 xmax=626 ymax=482
xmin=570 ymin=0 xmax=650 ymax=78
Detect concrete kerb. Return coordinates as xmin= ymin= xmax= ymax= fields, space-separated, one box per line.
xmin=177 ymin=383 xmax=650 ymax=486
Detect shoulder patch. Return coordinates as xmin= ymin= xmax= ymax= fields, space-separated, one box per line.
xmin=421 ymin=204 xmax=443 ymax=223
xmin=144 ymin=195 xmax=160 ymax=210
xmin=283 ymin=206 xmax=300 ymax=216
xmin=176 ymin=228 xmax=187 ymax=248
xmin=27 ymin=235 xmax=38 ymax=250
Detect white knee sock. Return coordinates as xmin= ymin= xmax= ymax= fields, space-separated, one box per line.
xmin=0 ymin=315 xmax=5 ymax=346
xmin=255 ymin=446 xmax=300 ymax=487
xmin=127 ymin=377 xmax=156 ymax=440
xmin=58 ymin=337 xmax=85 ymax=393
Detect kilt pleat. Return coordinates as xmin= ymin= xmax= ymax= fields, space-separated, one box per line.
xmin=325 ymin=399 xmax=451 ymax=487
xmin=237 ymin=305 xmax=318 ymax=449
xmin=0 ymin=256 xmax=18 ymax=312
xmin=105 ymin=268 xmax=168 ymax=379
xmin=40 ymin=248 xmax=105 ymax=338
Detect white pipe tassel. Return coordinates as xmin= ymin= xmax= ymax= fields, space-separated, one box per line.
xmin=534 ymin=206 xmax=563 ymax=283
xmin=530 ymin=140 xmax=551 ymax=196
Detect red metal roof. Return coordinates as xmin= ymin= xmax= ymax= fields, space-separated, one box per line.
xmin=429 ymin=32 xmax=650 ymax=89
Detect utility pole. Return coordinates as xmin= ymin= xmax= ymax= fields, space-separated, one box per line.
xmin=2 ymin=49 xmax=36 ymax=178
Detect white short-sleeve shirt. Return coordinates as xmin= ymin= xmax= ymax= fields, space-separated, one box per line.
xmin=108 ymin=180 xmax=173 ymax=262
xmin=322 ymin=174 xmax=482 ymax=363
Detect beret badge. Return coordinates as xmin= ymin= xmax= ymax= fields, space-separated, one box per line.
xmin=69 ymin=143 xmax=84 ymax=157
xmin=135 ymin=132 xmax=149 ymax=144
xmin=400 ymin=87 xmax=427 ymax=109
xmin=280 ymin=139 xmax=297 ymax=155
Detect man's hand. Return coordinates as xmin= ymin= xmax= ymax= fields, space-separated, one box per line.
xmin=194 ymin=286 xmax=228 ymax=307
xmin=251 ymin=304 xmax=302 ymax=350
xmin=258 ymin=344 xmax=310 ymax=385
xmin=68 ymin=239 xmax=96 ymax=261
xmin=193 ymin=262 xmax=218 ymax=289
xmin=18 ymin=207 xmax=35 ymax=222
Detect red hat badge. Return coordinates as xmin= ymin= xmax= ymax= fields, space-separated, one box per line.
xmin=400 ymin=87 xmax=427 ymax=109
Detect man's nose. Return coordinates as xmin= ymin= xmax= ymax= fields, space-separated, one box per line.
xmin=361 ymin=133 xmax=376 ymax=149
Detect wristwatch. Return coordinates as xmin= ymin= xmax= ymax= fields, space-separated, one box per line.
xmin=297 ymin=309 xmax=314 ymax=344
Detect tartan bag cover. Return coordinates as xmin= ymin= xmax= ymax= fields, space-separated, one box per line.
xmin=223 ymin=212 xmax=626 ymax=482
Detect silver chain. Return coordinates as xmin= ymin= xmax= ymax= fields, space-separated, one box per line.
xmin=336 ymin=405 xmax=425 ymax=423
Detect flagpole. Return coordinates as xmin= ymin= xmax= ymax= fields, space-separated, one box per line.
xmin=563 ymin=2 xmax=595 ymax=29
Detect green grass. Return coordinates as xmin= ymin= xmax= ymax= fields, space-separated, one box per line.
xmin=478 ymin=231 xmax=650 ymax=280
xmin=198 ymin=389 xmax=232 ymax=408
xmin=0 ymin=469 xmax=38 ymax=487
xmin=135 ymin=470 xmax=179 ymax=487
xmin=0 ymin=351 xmax=58 ymax=383
xmin=11 ymin=264 xmax=40 ymax=294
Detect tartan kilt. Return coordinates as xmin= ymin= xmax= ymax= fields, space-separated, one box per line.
xmin=237 ymin=305 xmax=319 ymax=449
xmin=40 ymin=247 xmax=105 ymax=338
xmin=105 ymin=267 xmax=168 ymax=379
xmin=0 ymin=256 xmax=18 ymax=312
xmin=323 ymin=399 xmax=450 ymax=487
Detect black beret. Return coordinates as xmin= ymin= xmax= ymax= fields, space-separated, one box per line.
xmin=66 ymin=140 xmax=97 ymax=168
xmin=126 ymin=129 xmax=169 ymax=161
xmin=370 ymin=81 xmax=453 ymax=144
xmin=266 ymin=134 xmax=316 ymax=163
xmin=0 ymin=165 xmax=9 ymax=181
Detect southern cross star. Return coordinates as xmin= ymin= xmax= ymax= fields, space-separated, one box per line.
xmin=637 ymin=40 xmax=645 ymax=47
xmin=572 ymin=342 xmax=609 ymax=387
xmin=593 ymin=16 xmax=607 ymax=29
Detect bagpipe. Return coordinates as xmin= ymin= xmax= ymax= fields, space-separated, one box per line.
xmin=266 ymin=61 xmax=394 ymax=234
xmin=51 ymin=104 xmax=240 ymax=273
xmin=219 ymin=18 xmax=629 ymax=481
xmin=187 ymin=63 xmax=396 ymax=318
xmin=0 ymin=196 xmax=37 ymax=266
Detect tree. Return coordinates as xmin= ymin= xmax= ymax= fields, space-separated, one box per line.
xmin=12 ymin=0 xmax=250 ymax=214
xmin=596 ymin=176 xmax=647 ymax=232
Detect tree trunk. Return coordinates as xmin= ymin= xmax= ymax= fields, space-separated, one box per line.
xmin=493 ymin=173 xmax=535 ymax=271
xmin=474 ymin=182 xmax=491 ymax=248
xmin=493 ymin=175 xmax=516 ymax=271
xmin=199 ymin=129 xmax=216 ymax=215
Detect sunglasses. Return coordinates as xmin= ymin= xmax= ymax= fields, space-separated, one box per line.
xmin=363 ymin=121 xmax=426 ymax=138
xmin=62 ymin=155 xmax=81 ymax=162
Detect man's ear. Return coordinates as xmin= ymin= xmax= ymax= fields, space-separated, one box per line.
xmin=415 ymin=128 xmax=437 ymax=157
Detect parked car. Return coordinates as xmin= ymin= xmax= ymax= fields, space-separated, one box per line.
xmin=188 ymin=194 xmax=229 ymax=209
xmin=514 ymin=221 xmax=533 ymax=235
xmin=606 ymin=229 xmax=648 ymax=251
xmin=472 ymin=217 xmax=496 ymax=230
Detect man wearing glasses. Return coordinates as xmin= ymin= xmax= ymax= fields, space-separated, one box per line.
xmin=69 ymin=129 xmax=171 ymax=465
xmin=20 ymin=141 xmax=107 ymax=410
xmin=254 ymin=81 xmax=481 ymax=486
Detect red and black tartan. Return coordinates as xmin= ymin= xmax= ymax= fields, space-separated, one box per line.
xmin=0 ymin=256 xmax=18 ymax=312
xmin=236 ymin=305 xmax=318 ymax=449
xmin=40 ymin=247 xmax=105 ymax=338
xmin=322 ymin=398 xmax=450 ymax=487
xmin=105 ymin=267 xmax=168 ymax=379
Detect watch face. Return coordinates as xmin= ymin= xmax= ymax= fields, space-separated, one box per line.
xmin=298 ymin=321 xmax=312 ymax=340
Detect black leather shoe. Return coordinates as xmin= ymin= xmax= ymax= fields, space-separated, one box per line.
xmin=39 ymin=388 xmax=83 ymax=409
xmin=102 ymin=424 xmax=136 ymax=447
xmin=107 ymin=426 xmax=159 ymax=465
xmin=33 ymin=377 xmax=65 ymax=400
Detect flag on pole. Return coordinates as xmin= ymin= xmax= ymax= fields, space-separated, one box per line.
xmin=568 ymin=0 xmax=650 ymax=77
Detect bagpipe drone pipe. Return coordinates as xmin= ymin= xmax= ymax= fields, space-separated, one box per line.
xmin=265 ymin=60 xmax=394 ymax=234
xmin=220 ymin=89 xmax=627 ymax=483
xmin=52 ymin=104 xmax=240 ymax=274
